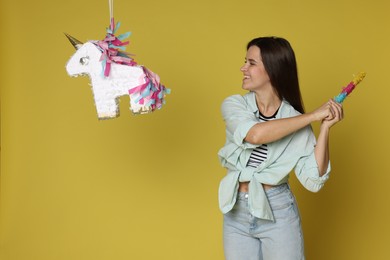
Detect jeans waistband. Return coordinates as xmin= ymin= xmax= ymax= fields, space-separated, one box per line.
xmin=237 ymin=183 xmax=289 ymax=200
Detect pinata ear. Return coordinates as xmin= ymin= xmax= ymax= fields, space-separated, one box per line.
xmin=64 ymin=33 xmax=83 ymax=50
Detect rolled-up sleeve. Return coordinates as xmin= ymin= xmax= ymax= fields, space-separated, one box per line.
xmin=221 ymin=95 xmax=259 ymax=149
xmin=294 ymin=128 xmax=331 ymax=192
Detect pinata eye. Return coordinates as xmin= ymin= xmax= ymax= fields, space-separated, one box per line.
xmin=80 ymin=56 xmax=89 ymax=65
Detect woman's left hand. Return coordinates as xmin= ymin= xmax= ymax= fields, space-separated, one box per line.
xmin=321 ymin=99 xmax=344 ymax=129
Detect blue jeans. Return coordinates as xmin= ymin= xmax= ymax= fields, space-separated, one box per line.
xmin=223 ymin=184 xmax=305 ymax=260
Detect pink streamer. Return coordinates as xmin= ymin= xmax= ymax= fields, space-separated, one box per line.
xmin=97 ymin=17 xmax=137 ymax=77
xmin=342 ymin=82 xmax=356 ymax=95
xmin=128 ymin=66 xmax=168 ymax=112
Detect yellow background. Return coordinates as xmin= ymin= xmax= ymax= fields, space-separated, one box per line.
xmin=1 ymin=0 xmax=389 ymax=259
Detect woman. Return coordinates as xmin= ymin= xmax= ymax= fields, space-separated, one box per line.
xmin=218 ymin=37 xmax=343 ymax=260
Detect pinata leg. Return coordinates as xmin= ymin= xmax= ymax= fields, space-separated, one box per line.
xmin=129 ymin=93 xmax=151 ymax=115
xmin=95 ymin=97 xmax=120 ymax=119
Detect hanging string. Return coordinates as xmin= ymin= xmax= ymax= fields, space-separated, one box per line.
xmin=109 ymin=0 xmax=114 ymax=31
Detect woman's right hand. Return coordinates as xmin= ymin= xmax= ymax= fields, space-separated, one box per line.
xmin=321 ymin=99 xmax=343 ymax=129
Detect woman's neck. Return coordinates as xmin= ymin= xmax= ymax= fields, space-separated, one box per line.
xmin=254 ymin=90 xmax=281 ymax=117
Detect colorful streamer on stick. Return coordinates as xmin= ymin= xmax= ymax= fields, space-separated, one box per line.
xmin=334 ymin=72 xmax=366 ymax=103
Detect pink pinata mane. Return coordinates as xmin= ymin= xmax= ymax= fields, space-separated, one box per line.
xmin=96 ymin=18 xmax=137 ymax=77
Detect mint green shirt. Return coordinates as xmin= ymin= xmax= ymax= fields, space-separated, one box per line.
xmin=218 ymin=92 xmax=331 ymax=221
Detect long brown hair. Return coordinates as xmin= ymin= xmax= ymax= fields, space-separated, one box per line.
xmin=247 ymin=37 xmax=305 ymax=113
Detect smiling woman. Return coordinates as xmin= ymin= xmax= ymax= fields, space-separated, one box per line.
xmin=218 ymin=36 xmax=343 ymax=260
xmin=241 ymin=46 xmax=272 ymax=95
xmin=1 ymin=0 xmax=389 ymax=259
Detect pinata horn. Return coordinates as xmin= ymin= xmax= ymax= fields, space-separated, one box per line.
xmin=64 ymin=33 xmax=83 ymax=49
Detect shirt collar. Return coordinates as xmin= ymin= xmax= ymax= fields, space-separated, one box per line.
xmin=246 ymin=91 xmax=259 ymax=113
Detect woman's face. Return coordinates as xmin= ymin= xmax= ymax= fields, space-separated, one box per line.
xmin=240 ymin=46 xmax=271 ymax=92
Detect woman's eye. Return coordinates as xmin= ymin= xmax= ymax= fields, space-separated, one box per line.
xmin=80 ymin=56 xmax=89 ymax=65
xmin=244 ymin=60 xmax=255 ymax=66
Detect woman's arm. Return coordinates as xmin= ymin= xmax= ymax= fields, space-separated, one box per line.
xmin=314 ymin=99 xmax=344 ymax=176
xmin=245 ymin=101 xmax=336 ymax=144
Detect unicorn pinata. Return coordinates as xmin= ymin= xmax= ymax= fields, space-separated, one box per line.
xmin=65 ymin=10 xmax=170 ymax=120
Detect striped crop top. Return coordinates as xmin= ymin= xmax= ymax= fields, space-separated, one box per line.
xmin=246 ymin=108 xmax=279 ymax=168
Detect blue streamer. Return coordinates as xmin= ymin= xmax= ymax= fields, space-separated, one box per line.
xmin=118 ymin=32 xmax=131 ymax=40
